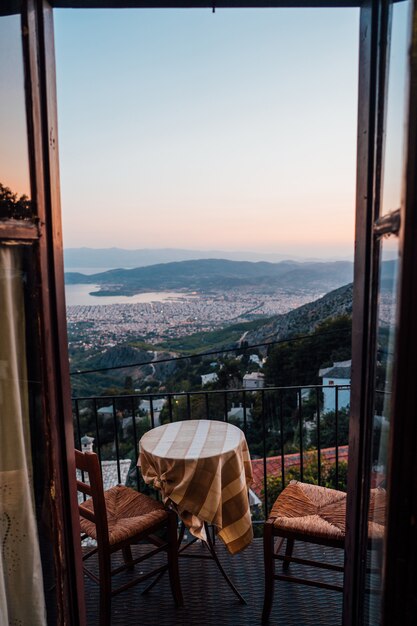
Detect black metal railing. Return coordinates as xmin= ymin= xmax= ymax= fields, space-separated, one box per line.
xmin=72 ymin=384 xmax=351 ymax=520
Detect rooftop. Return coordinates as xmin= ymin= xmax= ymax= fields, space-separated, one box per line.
xmin=251 ymin=446 xmax=349 ymax=497
xmin=322 ymin=366 xmax=351 ymax=380
xmin=319 ymin=360 xmax=352 ymax=378
xmin=243 ymin=372 xmax=265 ymax=380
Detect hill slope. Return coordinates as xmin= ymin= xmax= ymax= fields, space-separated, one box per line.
xmin=65 ymin=258 xmax=354 ymax=295
xmin=243 ymin=283 xmax=353 ymax=347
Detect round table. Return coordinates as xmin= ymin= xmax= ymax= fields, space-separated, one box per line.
xmin=138 ymin=419 xmax=254 ymax=603
xmin=139 ymin=419 xmax=253 ymax=555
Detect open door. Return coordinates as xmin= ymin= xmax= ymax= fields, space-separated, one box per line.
xmin=345 ymin=1 xmax=417 ymax=625
xmin=0 ymin=1 xmax=85 ymax=623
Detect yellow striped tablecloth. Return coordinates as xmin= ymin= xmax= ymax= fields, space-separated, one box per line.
xmin=138 ymin=419 xmax=253 ymax=555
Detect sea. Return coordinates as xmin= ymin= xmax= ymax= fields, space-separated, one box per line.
xmin=64 ymin=267 xmax=196 ymax=306
xmin=64 ymin=285 xmax=195 ymax=307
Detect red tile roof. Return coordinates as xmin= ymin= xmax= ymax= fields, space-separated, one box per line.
xmin=251 ymin=446 xmax=349 ymax=497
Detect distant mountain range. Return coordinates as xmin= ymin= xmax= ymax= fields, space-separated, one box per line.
xmin=64 ymin=247 xmax=351 ymax=269
xmin=64 ymin=258 xmax=355 ymax=295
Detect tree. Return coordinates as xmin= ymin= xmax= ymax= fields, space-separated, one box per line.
xmin=0 ymin=182 xmax=32 ymax=219
xmin=215 ymin=358 xmax=242 ymax=389
xmin=264 ymin=315 xmax=352 ymax=388
xmin=308 ymin=408 xmax=350 ymax=449
xmin=124 ymin=375 xmax=134 ymax=391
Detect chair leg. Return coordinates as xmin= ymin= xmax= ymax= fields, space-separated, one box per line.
xmin=262 ymin=521 xmax=275 ymax=624
xmin=122 ymin=545 xmax=134 ymax=570
xmin=98 ymin=549 xmax=112 ymax=626
xmin=167 ymin=509 xmax=183 ymax=607
xmin=283 ymin=538 xmax=295 ymax=572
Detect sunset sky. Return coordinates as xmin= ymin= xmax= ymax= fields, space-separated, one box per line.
xmin=0 ymin=13 xmax=31 ymax=198
xmin=2 ymin=7 xmax=363 ymax=259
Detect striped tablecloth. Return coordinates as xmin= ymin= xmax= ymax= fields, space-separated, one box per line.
xmin=138 ymin=419 xmax=253 ymax=555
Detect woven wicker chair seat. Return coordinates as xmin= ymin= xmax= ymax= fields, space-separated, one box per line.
xmin=270 ymin=481 xmax=385 ymax=542
xmin=79 ymin=485 xmax=167 ymax=545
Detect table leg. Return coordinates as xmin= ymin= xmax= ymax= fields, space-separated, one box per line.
xmin=144 ymin=521 xmax=246 ymax=604
xmin=203 ymin=522 xmax=246 ymax=605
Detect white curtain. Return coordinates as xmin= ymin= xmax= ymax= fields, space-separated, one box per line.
xmin=0 ymin=246 xmax=46 ymax=626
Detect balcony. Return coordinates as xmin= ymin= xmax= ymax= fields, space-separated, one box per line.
xmin=72 ymin=384 xmax=357 ymax=625
xmin=82 ymin=540 xmax=343 ymax=626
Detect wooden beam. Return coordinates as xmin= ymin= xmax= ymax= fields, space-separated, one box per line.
xmin=0 ymin=219 xmax=40 ymax=240
xmin=343 ymin=1 xmax=381 ymax=624
xmin=50 ymin=0 xmax=362 ymax=8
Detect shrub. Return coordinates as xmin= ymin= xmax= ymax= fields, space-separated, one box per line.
xmin=262 ymin=456 xmax=348 ymax=511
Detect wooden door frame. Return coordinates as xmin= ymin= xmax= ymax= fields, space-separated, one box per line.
xmin=344 ymin=0 xmax=383 ymax=623
xmin=24 ymin=1 xmax=86 ymax=622
xmin=0 ymin=2 xmax=86 ymax=623
xmin=383 ymin=2 xmax=417 ymax=623
xmin=345 ymin=1 xmax=417 ymax=625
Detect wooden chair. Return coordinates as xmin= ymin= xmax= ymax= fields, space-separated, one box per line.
xmin=262 ymin=480 xmax=385 ymax=623
xmin=75 ymin=450 xmax=183 ymax=626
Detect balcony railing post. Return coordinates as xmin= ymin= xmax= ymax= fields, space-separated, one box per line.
xmin=74 ymin=399 xmax=86 ymax=496
xmin=130 ymin=396 xmax=140 ymax=491
xmin=335 ymin=386 xmax=339 ymax=489
xmin=316 ymin=387 xmax=322 ymax=486
xmin=186 ymin=393 xmax=192 ymax=420
xmin=261 ymin=389 xmax=268 ymax=518
xmin=74 ymin=399 xmax=82 ymax=451
xmin=112 ymin=398 xmax=121 ymax=485
xmin=168 ymin=395 xmax=173 ymax=422
xmin=242 ymin=390 xmax=247 ymax=434
xmin=280 ymin=391 xmax=285 ymax=488
xmin=298 ymin=388 xmax=304 ymax=483
xmin=93 ymin=398 xmax=102 ymax=472
xmin=205 ymin=392 xmax=210 ymax=420
xmin=223 ymin=392 xmax=228 ymax=422
xmin=149 ymin=395 xmax=155 ymax=429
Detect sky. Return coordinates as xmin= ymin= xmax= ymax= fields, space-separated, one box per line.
xmin=54 ymin=8 xmax=360 ymax=258
xmin=0 ymin=13 xmax=31 ymax=198
xmin=380 ymin=0 xmax=411 ymax=216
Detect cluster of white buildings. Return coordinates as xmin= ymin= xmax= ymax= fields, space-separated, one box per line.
xmin=66 ymin=288 xmax=322 ymax=349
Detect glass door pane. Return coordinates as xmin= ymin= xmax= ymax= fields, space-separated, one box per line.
xmin=365 ymin=236 xmax=399 ymax=624
xmin=380 ymin=0 xmax=412 ymax=216
xmin=364 ymin=1 xmax=412 ymax=623
xmin=0 ymin=7 xmax=31 ymax=216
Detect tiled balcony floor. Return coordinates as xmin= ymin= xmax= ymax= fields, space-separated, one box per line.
xmin=84 ymin=538 xmax=346 ymax=626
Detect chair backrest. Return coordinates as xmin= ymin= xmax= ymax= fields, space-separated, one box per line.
xmin=74 ymin=449 xmax=110 ymax=545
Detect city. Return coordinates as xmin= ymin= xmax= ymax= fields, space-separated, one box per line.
xmin=67 ymin=287 xmax=325 ymax=350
